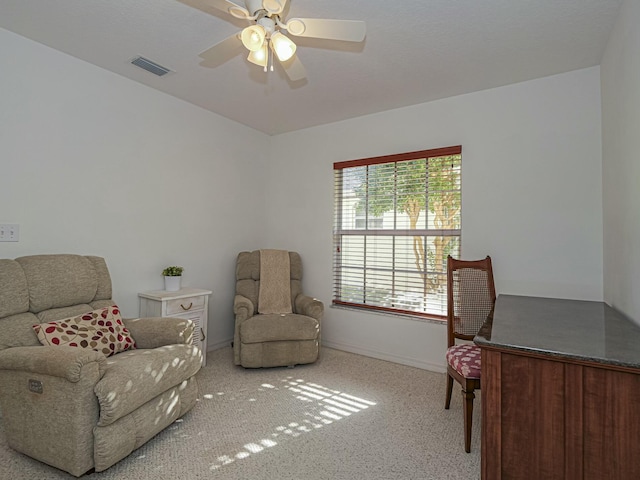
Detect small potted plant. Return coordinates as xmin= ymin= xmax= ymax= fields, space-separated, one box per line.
xmin=162 ymin=266 xmax=184 ymax=292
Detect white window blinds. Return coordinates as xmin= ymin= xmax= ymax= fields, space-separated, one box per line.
xmin=333 ymin=146 xmax=462 ymax=319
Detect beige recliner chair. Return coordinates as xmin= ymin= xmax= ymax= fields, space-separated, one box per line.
xmin=0 ymin=254 xmax=201 ymax=476
xmin=233 ymin=250 xmax=323 ymax=368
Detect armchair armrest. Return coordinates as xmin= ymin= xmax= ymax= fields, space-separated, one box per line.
xmin=0 ymin=345 xmax=104 ymax=476
xmin=123 ymin=317 xmax=194 ymax=349
xmin=0 ymin=345 xmax=105 ymax=383
xmin=233 ymin=295 xmax=255 ymax=365
xmin=234 ymin=295 xmax=254 ymax=322
xmin=295 ymin=294 xmax=324 ymax=320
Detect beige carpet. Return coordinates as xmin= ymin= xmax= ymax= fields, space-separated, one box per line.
xmin=0 ymin=347 xmax=481 ymax=479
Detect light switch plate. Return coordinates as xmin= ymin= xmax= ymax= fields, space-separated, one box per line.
xmin=0 ymin=224 xmax=19 ymax=242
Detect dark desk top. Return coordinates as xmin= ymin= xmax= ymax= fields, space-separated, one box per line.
xmin=474 ymin=295 xmax=640 ymax=370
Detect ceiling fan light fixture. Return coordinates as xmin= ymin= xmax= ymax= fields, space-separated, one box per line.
xmin=270 ymin=31 xmax=296 ymax=62
xmin=241 ymin=25 xmax=266 ymax=51
xmin=247 ymin=43 xmax=268 ymax=68
xmin=181 ymin=0 xmax=367 ymax=82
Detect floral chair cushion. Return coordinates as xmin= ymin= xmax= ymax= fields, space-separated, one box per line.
xmin=446 ymin=343 xmax=482 ymax=379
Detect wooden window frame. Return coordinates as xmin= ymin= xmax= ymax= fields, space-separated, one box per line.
xmin=333 ymin=145 xmax=462 ymax=320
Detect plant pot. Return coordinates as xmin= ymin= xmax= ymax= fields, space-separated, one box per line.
xmin=164 ymin=276 xmax=182 ymax=292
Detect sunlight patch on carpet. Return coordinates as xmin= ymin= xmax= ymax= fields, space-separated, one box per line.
xmin=207 ymin=375 xmax=377 ymax=471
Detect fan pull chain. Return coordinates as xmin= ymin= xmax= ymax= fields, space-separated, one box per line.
xmin=269 ymin=41 xmax=274 ymax=72
xmin=263 ymin=41 xmax=269 ymax=72
xmin=261 ymin=39 xmax=271 ymax=73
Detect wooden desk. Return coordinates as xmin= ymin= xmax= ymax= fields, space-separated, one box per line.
xmin=474 ymin=295 xmax=640 ymax=480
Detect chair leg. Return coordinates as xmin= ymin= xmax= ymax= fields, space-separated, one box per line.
xmin=445 ymin=373 xmax=454 ymax=409
xmin=462 ymin=387 xmax=475 ymax=453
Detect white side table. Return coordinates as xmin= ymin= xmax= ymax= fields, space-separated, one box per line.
xmin=138 ymin=288 xmax=212 ymax=366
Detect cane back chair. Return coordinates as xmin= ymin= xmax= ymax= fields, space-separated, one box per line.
xmin=444 ymin=255 xmax=496 ymax=453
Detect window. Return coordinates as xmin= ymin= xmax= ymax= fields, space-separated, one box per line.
xmin=333 ymin=146 xmax=462 ymax=319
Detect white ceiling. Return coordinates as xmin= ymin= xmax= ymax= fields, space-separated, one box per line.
xmin=0 ymin=0 xmax=622 ymax=135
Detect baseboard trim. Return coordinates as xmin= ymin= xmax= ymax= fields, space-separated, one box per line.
xmin=206 ymin=338 xmax=233 ymax=353
xmin=206 ymin=338 xmax=446 ymax=373
xmin=322 ymin=340 xmax=446 ymax=374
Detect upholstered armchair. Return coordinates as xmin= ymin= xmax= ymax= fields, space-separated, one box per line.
xmin=233 ymin=250 xmax=323 ymax=368
xmin=0 ymin=254 xmax=202 ymax=476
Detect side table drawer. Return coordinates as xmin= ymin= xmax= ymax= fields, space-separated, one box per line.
xmin=138 ymin=288 xmax=212 ymax=367
xmin=166 ymin=295 xmax=206 ymax=315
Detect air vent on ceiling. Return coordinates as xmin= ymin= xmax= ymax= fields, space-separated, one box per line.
xmin=130 ymin=56 xmax=172 ymax=77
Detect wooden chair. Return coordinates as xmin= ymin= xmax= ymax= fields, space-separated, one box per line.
xmin=444 ymin=255 xmax=496 ymax=453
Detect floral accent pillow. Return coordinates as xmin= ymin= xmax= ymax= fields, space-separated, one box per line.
xmin=33 ymin=305 xmax=136 ymax=357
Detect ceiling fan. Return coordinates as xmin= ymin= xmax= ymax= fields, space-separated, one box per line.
xmin=178 ymin=0 xmax=366 ymax=81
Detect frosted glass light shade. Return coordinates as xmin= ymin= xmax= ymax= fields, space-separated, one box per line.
xmin=241 ymin=25 xmax=266 ymax=51
xmin=271 ymin=32 xmax=296 ymax=62
xmin=247 ymin=43 xmax=268 ymax=67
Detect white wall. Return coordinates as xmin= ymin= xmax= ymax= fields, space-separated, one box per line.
xmin=0 ymin=27 xmax=607 ymax=371
xmin=0 ymin=28 xmax=270 ymax=350
xmin=267 ymin=67 xmax=604 ymax=371
xmin=601 ymin=0 xmax=640 ymax=324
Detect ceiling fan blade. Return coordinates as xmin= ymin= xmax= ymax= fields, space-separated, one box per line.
xmin=177 ymin=0 xmax=250 ymax=19
xmin=198 ymin=33 xmax=244 ymax=68
xmin=285 ymin=18 xmax=366 ymax=42
xmin=280 ymin=54 xmax=306 ymax=82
